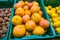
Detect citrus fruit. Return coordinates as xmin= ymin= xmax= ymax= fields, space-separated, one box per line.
xmin=25 ymin=10 xmax=31 ymax=16
xmin=23 ymin=6 xmax=29 ymax=10
xmin=22 ymin=15 xmax=30 ymax=23
xmin=33 ymin=1 xmax=39 ymax=6
xmin=33 ymin=26 xmax=45 ymax=35
xmin=30 ymin=6 xmax=40 ymax=13
xmin=13 ymin=25 xmax=26 ymax=37
xmin=12 ymin=15 xmax=22 ymax=25
xmin=25 ymin=20 xmax=36 ymax=31
xmin=15 ymin=8 xmax=25 ymax=16
xmin=55 ymin=27 xmax=60 ymax=34
xmin=39 ymin=19 xmax=49 ymax=29
xmin=31 ymin=13 xmax=41 ymax=23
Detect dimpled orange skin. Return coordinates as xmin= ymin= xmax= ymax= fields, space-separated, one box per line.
xmin=15 ymin=8 xmax=25 ymax=16
xmin=39 ymin=19 xmax=50 ymax=29
xmin=22 ymin=15 xmax=30 ymax=23
xmin=31 ymin=13 xmax=41 ymax=23
xmin=33 ymin=26 xmax=45 ymax=35
xmin=12 ymin=15 xmax=22 ymax=25
xmin=25 ymin=20 xmax=36 ymax=31
xmin=25 ymin=10 xmax=31 ymax=16
xmin=23 ymin=6 xmax=29 ymax=10
xmin=30 ymin=6 xmax=40 ymax=13
xmin=13 ymin=25 xmax=26 ymax=37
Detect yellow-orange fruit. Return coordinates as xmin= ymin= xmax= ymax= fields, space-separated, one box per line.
xmin=13 ymin=25 xmax=26 ymax=37
xmin=25 ymin=20 xmax=36 ymax=31
xmin=33 ymin=26 xmax=45 ymax=35
xmin=30 ymin=6 xmax=40 ymax=13
xmin=31 ymin=13 xmax=41 ymax=23
xmin=25 ymin=10 xmax=31 ymax=16
xmin=12 ymin=15 xmax=22 ymax=25
xmin=15 ymin=8 xmax=25 ymax=16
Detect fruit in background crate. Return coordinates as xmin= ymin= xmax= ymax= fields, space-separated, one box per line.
xmin=15 ymin=8 xmax=25 ymax=16
xmin=53 ymin=21 xmax=60 ymax=28
xmin=55 ymin=27 xmax=60 ymax=34
xmin=55 ymin=7 xmax=59 ymax=10
xmin=51 ymin=13 xmax=58 ymax=18
xmin=57 ymin=10 xmax=60 ymax=14
xmin=25 ymin=20 xmax=36 ymax=31
xmin=47 ymin=6 xmax=52 ymax=10
xmin=25 ymin=10 xmax=31 ymax=16
xmin=23 ymin=6 xmax=29 ymax=10
xmin=31 ymin=13 xmax=41 ymax=23
xmin=30 ymin=6 xmax=40 ymax=13
xmin=22 ymin=15 xmax=30 ymax=23
xmin=51 ymin=8 xmax=56 ymax=12
xmin=46 ymin=5 xmax=60 ymax=34
xmin=33 ymin=1 xmax=39 ymax=6
xmin=13 ymin=25 xmax=26 ymax=37
xmin=33 ymin=26 xmax=45 ymax=35
xmin=39 ymin=19 xmax=49 ymax=29
xmin=12 ymin=15 xmax=22 ymax=25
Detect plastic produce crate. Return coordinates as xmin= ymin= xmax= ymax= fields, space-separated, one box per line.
xmin=43 ymin=0 xmax=60 ymax=37
xmin=8 ymin=0 xmax=55 ymax=40
xmin=0 ymin=1 xmax=13 ymax=40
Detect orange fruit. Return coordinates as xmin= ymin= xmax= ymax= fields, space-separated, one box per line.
xmin=31 ymin=13 xmax=41 ymax=23
xmin=33 ymin=1 xmax=39 ymax=6
xmin=12 ymin=15 xmax=22 ymax=25
xmin=25 ymin=1 xmax=29 ymax=5
xmin=23 ymin=6 xmax=29 ymax=10
xmin=39 ymin=19 xmax=50 ymax=29
xmin=39 ymin=11 xmax=43 ymax=16
xmin=30 ymin=6 xmax=40 ymax=13
xmin=14 ymin=3 xmax=22 ymax=9
xmin=13 ymin=25 xmax=26 ymax=37
xmin=25 ymin=20 xmax=36 ymax=31
xmin=15 ymin=8 xmax=25 ymax=16
xmin=18 ymin=1 xmax=24 ymax=7
xmin=25 ymin=10 xmax=31 ymax=16
xmin=27 ymin=2 xmax=33 ymax=8
xmin=22 ymin=15 xmax=30 ymax=23
xmin=33 ymin=26 xmax=45 ymax=35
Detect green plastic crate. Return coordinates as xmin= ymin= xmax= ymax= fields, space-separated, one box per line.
xmin=0 ymin=1 xmax=13 ymax=40
xmin=43 ymin=0 xmax=60 ymax=37
xmin=8 ymin=0 xmax=55 ymax=40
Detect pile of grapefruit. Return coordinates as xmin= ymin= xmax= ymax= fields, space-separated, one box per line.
xmin=12 ymin=1 xmax=50 ymax=37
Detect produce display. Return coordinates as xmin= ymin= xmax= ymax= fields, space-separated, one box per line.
xmin=46 ymin=5 xmax=60 ymax=34
xmin=0 ymin=8 xmax=11 ymax=38
xmin=11 ymin=1 xmax=50 ymax=38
